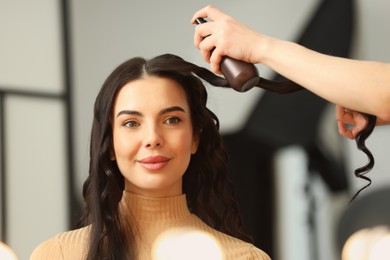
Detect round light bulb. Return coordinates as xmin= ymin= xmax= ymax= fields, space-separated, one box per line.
xmin=152 ymin=228 xmax=223 ymax=260
xmin=0 ymin=241 xmax=18 ymax=260
xmin=368 ymin=233 xmax=390 ymax=260
xmin=342 ymin=226 xmax=390 ymax=260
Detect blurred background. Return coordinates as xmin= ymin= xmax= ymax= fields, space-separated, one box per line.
xmin=1 ymin=0 xmax=390 ymax=259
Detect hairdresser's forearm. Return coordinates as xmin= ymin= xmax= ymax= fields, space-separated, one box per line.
xmin=258 ymin=37 xmax=390 ymax=120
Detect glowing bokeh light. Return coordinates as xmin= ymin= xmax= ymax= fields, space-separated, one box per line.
xmin=0 ymin=241 xmax=18 ymax=260
xmin=368 ymin=233 xmax=390 ymax=260
xmin=342 ymin=226 xmax=390 ymax=260
xmin=152 ymin=228 xmax=224 ymax=260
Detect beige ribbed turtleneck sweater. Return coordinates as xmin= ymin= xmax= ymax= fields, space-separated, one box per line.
xmin=30 ymin=192 xmax=270 ymax=260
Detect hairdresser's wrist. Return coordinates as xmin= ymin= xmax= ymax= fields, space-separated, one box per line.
xmin=252 ymin=33 xmax=274 ymax=65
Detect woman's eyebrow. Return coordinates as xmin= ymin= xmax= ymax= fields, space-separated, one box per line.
xmin=159 ymin=106 xmax=186 ymax=115
xmin=116 ymin=106 xmax=185 ymax=118
xmin=116 ymin=110 xmax=142 ymax=118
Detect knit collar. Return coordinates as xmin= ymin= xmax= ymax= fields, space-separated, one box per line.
xmin=121 ymin=191 xmax=191 ymax=222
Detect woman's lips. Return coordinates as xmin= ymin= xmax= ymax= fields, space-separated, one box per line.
xmin=138 ymin=156 xmax=170 ymax=171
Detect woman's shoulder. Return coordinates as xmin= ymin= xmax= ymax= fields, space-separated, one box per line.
xmin=214 ymin=232 xmax=271 ymax=260
xmin=247 ymin=245 xmax=271 ymax=260
xmin=30 ymin=226 xmax=90 ymax=260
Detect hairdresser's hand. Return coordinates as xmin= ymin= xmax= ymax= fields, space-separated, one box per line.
xmin=192 ymin=5 xmax=266 ymax=74
xmin=336 ymin=105 xmax=368 ymax=140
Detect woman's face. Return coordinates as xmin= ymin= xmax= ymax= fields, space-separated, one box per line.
xmin=112 ymin=76 xmax=199 ymax=197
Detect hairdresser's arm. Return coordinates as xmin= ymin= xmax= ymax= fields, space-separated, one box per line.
xmin=336 ymin=104 xmax=389 ymax=139
xmin=192 ymin=5 xmax=390 ymax=121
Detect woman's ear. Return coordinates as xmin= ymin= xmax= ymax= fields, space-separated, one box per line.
xmin=191 ymin=133 xmax=200 ymax=154
xmin=110 ymin=149 xmax=116 ymax=161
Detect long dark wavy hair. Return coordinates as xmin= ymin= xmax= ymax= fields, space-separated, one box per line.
xmin=80 ymin=53 xmax=256 ymax=259
xmin=80 ymin=53 xmax=375 ymax=259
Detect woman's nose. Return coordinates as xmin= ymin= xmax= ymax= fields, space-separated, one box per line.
xmin=145 ymin=125 xmax=163 ymax=149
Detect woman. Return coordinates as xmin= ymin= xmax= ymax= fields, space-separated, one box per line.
xmin=30 ymin=54 xmax=271 ymax=259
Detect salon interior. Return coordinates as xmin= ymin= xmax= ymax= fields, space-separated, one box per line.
xmin=1 ymin=0 xmax=390 ymax=259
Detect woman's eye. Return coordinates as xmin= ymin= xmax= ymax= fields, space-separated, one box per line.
xmin=124 ymin=120 xmax=140 ymax=128
xmin=165 ymin=117 xmax=182 ymax=125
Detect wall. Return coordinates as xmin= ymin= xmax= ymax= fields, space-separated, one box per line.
xmin=1 ymin=0 xmax=390 ymax=259
xmin=0 ymin=1 xmax=69 ymax=260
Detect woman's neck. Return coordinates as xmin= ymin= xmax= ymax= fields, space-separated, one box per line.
xmin=121 ymin=191 xmax=190 ymax=221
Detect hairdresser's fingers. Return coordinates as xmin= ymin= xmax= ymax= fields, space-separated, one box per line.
xmin=336 ymin=106 xmax=355 ymax=125
xmin=336 ymin=105 xmax=368 ymax=139
xmin=192 ymin=5 xmax=233 ymax=54
xmin=193 ymin=24 xmax=207 ymax=47
xmin=339 ymin=112 xmax=355 ymax=125
xmin=336 ymin=105 xmax=348 ymax=121
xmin=336 ymin=105 xmax=358 ymax=139
xmin=195 ymin=29 xmax=223 ymax=74
xmin=191 ymin=5 xmax=228 ymax=24
xmin=198 ymin=46 xmax=222 ymax=74
xmin=340 ymin=120 xmax=366 ymax=140
xmin=337 ymin=120 xmax=355 ymax=140
xmin=336 ymin=105 xmax=365 ymax=128
xmin=193 ymin=22 xmax=216 ymax=48
xmin=338 ymin=106 xmax=368 ymax=130
xmin=209 ymin=48 xmax=223 ymax=74
xmin=351 ymin=113 xmax=368 ymax=135
xmin=196 ymin=33 xmax=214 ymax=59
xmin=199 ymin=49 xmax=211 ymax=63
xmin=351 ymin=124 xmax=366 ymax=138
